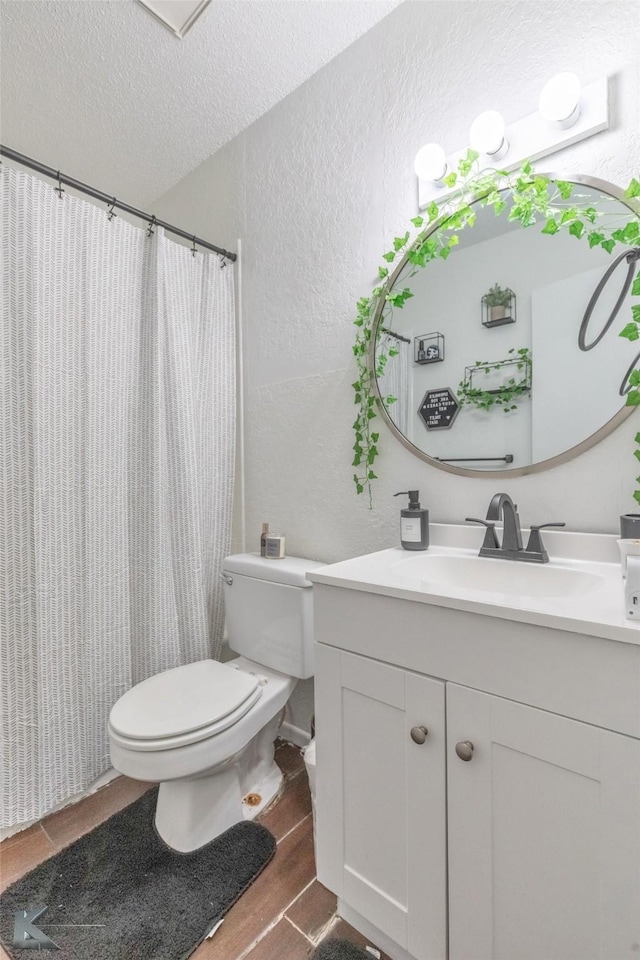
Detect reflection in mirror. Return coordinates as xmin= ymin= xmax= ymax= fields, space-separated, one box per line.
xmin=373 ymin=176 xmax=640 ymax=475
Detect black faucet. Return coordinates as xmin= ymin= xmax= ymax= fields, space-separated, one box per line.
xmin=486 ymin=493 xmax=523 ymax=552
xmin=466 ymin=493 xmax=565 ymax=563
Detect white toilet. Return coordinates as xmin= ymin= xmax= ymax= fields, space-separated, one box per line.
xmin=108 ymin=553 xmax=323 ymax=852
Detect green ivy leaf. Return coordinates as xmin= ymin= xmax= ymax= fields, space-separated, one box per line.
xmin=601 ymin=238 xmax=616 ymax=254
xmin=393 ymin=232 xmax=410 ymax=251
xmin=410 ymin=216 xmax=424 ymax=228
xmin=382 ymin=251 xmax=396 ymax=262
xmin=541 ymin=218 xmax=559 ymax=235
xmin=377 ymin=266 xmax=389 ymax=280
xmin=633 ymin=304 xmax=640 ymax=323
xmin=427 ymin=201 xmax=439 ymax=222
xmin=588 ymin=231 xmax=605 ymax=248
xmin=625 ymin=178 xmax=640 ymax=199
xmin=627 ymin=390 xmax=640 ymax=407
xmin=560 ymin=208 xmax=578 ymax=225
xmin=632 ymin=276 xmax=640 ymax=297
xmin=629 ymin=370 xmax=640 ymax=387
xmin=443 ymin=172 xmax=457 ymax=188
xmin=620 ymin=323 xmax=639 ymax=341
xmin=556 ymin=180 xmax=574 ymax=200
xmin=633 ymin=490 xmax=640 ymax=505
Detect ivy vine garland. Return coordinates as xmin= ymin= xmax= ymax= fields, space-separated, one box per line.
xmin=457 ymin=347 xmax=532 ymax=413
xmin=352 ymin=154 xmax=640 ymax=506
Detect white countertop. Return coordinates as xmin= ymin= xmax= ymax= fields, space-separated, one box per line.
xmin=307 ymin=524 xmax=640 ymax=646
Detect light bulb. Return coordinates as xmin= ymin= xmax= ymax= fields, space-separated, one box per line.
xmin=539 ymin=72 xmax=581 ymax=127
xmin=414 ymin=143 xmax=447 ymax=183
xmin=469 ymin=110 xmax=508 ymax=159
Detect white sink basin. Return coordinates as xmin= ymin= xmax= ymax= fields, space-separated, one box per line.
xmin=392 ymin=554 xmax=604 ymax=599
xmin=307 ymin=528 xmax=634 ymax=644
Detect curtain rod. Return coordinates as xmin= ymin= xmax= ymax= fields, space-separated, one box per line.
xmin=380 ymin=328 xmax=411 ymax=344
xmin=1 ymin=145 xmax=237 ymax=263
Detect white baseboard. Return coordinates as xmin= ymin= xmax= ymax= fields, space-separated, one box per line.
xmin=279 ymin=720 xmax=311 ymax=748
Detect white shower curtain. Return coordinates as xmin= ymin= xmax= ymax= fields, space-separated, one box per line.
xmin=378 ymin=334 xmax=411 ymax=436
xmin=1 ymin=165 xmax=236 ymax=828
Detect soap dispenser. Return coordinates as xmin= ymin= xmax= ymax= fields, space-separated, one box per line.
xmin=394 ymin=491 xmax=429 ymax=551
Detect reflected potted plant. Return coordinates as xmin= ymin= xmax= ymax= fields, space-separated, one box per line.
xmin=482 ymin=282 xmax=515 ymax=327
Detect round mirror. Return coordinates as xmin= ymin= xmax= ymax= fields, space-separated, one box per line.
xmin=372 ymin=174 xmax=640 ymax=476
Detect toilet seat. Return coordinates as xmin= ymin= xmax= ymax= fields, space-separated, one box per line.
xmin=108 ymin=660 xmax=263 ymax=752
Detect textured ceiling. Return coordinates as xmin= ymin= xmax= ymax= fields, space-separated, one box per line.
xmin=0 ymin=0 xmax=400 ymax=207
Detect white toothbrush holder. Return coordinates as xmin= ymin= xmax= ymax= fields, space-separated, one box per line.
xmin=617 ymin=539 xmax=640 ymax=620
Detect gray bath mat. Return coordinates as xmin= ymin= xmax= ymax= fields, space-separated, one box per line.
xmin=0 ymin=788 xmax=276 ymax=959
xmin=314 ymin=938 xmax=373 ymax=960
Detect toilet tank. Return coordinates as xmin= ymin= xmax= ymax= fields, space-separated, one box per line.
xmin=222 ymin=553 xmax=325 ymax=679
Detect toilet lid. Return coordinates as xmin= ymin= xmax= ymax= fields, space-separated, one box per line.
xmin=109 ymin=660 xmax=261 ymax=741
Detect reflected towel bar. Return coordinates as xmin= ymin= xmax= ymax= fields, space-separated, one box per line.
xmin=436 ymin=454 xmax=514 ymax=463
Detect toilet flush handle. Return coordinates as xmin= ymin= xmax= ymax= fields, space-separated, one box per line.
xmin=220 ymin=573 xmax=233 ymax=586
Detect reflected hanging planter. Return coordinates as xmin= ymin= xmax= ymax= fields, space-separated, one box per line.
xmin=481 ymin=284 xmax=516 ymax=328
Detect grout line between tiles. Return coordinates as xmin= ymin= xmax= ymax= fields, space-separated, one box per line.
xmin=276 ymin=811 xmax=312 ymax=846
xmin=306 ymin=912 xmax=341 ymax=947
xmin=283 ymin=913 xmax=316 ymax=944
xmin=235 ymin=874 xmax=318 ymax=960
xmin=39 ymin=822 xmax=56 ymax=847
xmin=283 ymin=874 xmax=317 ymax=913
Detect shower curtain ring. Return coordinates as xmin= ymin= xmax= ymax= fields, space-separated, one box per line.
xmin=218 ymin=254 xmax=227 ymax=269
xmin=55 ymin=170 xmax=64 ymax=198
xmin=107 ymin=197 xmax=117 ymax=222
xmin=146 ymin=215 xmax=156 ymax=238
xmin=191 ymin=236 xmax=197 ymax=257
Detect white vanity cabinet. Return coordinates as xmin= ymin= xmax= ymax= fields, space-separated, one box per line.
xmin=446 ymin=683 xmax=640 ymax=960
xmin=312 ymin=581 xmax=640 ymax=960
xmin=315 ymin=645 xmax=447 ymax=960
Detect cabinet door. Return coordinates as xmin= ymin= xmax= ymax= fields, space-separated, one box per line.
xmin=315 ymin=645 xmax=447 ymax=960
xmin=447 ymin=683 xmax=640 ymax=960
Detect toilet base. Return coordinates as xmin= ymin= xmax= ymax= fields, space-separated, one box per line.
xmin=154 ymin=711 xmax=284 ymax=852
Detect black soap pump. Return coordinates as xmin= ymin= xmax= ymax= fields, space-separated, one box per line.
xmin=394 ymin=490 xmax=429 ymax=551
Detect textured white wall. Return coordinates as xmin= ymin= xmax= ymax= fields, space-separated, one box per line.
xmin=155 ymin=0 xmax=640 ymax=560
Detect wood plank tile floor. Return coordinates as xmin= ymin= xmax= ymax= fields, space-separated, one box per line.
xmin=0 ymin=740 xmax=391 ymax=960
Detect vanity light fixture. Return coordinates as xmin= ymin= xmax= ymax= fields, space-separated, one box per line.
xmin=414 ymin=142 xmax=448 ymax=184
xmin=469 ymin=111 xmax=509 ymax=160
xmin=538 ymin=72 xmax=581 ymax=128
xmin=416 ymin=76 xmax=608 ymax=210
